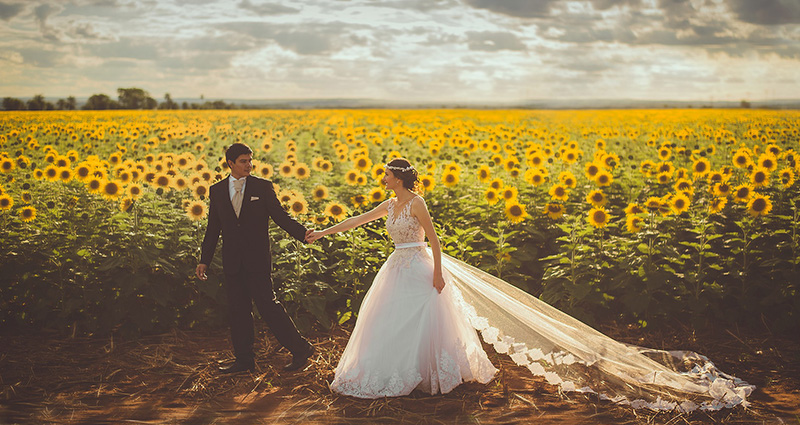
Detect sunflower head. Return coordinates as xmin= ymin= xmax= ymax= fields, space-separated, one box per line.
xmin=747 ymin=194 xmax=773 ymax=217
xmin=19 ymin=206 xmax=36 ymax=222
xmin=544 ymin=202 xmax=564 ymax=220
xmin=505 ymin=202 xmax=527 ymax=223
xmin=625 ymin=214 xmax=643 ymax=233
xmin=587 ymin=207 xmax=609 ymax=229
xmin=186 ymin=200 xmax=207 ymax=221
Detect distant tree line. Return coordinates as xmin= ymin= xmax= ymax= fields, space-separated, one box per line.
xmin=2 ymin=87 xmax=238 ymax=111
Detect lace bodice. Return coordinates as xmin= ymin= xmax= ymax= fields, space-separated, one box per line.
xmin=386 ymin=197 xmax=425 ymax=245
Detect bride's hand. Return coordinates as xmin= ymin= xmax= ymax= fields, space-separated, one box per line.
xmin=433 ymin=273 xmax=445 ymax=294
xmin=307 ymin=230 xmax=326 ymax=243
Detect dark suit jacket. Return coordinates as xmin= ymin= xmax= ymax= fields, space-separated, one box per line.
xmin=200 ymin=175 xmax=307 ymax=276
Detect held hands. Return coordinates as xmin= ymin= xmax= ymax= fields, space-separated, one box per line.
xmin=433 ymin=272 xmax=445 ymax=294
xmin=305 ymin=229 xmax=315 ymax=243
xmin=195 ymin=263 xmax=208 ymax=281
xmin=306 ymin=230 xmax=326 ymax=243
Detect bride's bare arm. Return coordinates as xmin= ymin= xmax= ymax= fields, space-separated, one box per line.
xmin=411 ymin=197 xmax=445 ymax=293
xmin=308 ymin=200 xmax=390 ymax=241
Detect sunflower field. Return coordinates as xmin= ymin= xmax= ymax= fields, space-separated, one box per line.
xmin=1 ymin=109 xmax=798 ymax=337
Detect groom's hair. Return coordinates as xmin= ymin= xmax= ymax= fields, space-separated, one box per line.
xmin=225 ymin=143 xmax=253 ymax=164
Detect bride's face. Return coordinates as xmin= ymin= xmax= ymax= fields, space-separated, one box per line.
xmin=382 ymin=169 xmax=400 ymax=191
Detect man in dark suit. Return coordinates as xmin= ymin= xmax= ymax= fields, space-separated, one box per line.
xmin=196 ymin=143 xmax=314 ymax=373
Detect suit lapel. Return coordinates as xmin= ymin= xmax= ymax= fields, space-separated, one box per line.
xmin=238 ymin=175 xmax=255 ymax=220
xmin=218 ymin=176 xmax=238 ymax=222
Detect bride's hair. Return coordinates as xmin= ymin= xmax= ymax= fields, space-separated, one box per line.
xmin=386 ymin=158 xmax=422 ymax=193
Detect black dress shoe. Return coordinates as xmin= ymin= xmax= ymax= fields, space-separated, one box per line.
xmin=284 ymin=344 xmax=315 ymax=372
xmin=219 ymin=360 xmax=254 ymax=374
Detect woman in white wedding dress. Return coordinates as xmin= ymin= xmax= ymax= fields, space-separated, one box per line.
xmin=308 ymin=158 xmax=497 ymax=398
xmin=309 ymin=158 xmax=753 ymax=411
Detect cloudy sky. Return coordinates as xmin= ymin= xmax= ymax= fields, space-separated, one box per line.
xmin=1 ymin=0 xmax=799 ymax=102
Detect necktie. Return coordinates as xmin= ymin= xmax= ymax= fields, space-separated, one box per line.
xmin=232 ymin=178 xmax=244 ymax=217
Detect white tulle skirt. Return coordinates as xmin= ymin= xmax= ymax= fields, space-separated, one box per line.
xmin=330 ymin=245 xmax=497 ymax=398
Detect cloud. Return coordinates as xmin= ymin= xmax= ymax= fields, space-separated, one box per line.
xmin=466 ymin=31 xmax=526 ymax=51
xmin=0 ymin=1 xmax=24 ymax=20
xmin=462 ymin=0 xmax=558 ymax=18
xmin=217 ymin=22 xmax=362 ymax=55
xmin=34 ymin=3 xmax=60 ymax=26
xmin=87 ymin=37 xmax=160 ymax=60
xmin=726 ymin=0 xmax=800 ymax=25
xmin=238 ymin=0 xmax=301 ymax=16
xmin=18 ymin=47 xmax=64 ymax=67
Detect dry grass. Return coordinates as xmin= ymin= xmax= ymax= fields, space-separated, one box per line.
xmin=1 ymin=322 xmax=797 ymax=424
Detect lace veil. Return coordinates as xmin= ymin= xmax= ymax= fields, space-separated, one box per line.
xmin=437 ymin=250 xmax=754 ymax=412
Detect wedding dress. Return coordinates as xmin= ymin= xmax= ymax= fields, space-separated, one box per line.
xmin=331 ymin=197 xmax=753 ymax=411
xmin=330 ymin=197 xmax=497 ymax=398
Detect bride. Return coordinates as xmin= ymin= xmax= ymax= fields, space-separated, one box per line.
xmin=308 ymin=158 xmax=753 ymax=411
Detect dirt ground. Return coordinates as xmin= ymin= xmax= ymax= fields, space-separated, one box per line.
xmin=1 ymin=322 xmax=798 ymax=425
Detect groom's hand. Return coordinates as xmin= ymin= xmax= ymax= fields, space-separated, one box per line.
xmin=305 ymin=229 xmax=315 ymax=243
xmin=196 ymin=263 xmax=208 ymax=281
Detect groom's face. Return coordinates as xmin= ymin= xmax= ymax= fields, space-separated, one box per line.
xmin=228 ymin=153 xmax=253 ymax=179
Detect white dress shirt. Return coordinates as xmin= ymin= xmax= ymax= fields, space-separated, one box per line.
xmin=228 ymin=175 xmax=247 ymax=201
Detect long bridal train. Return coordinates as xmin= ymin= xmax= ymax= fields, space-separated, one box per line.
xmin=441 ymin=249 xmax=753 ymax=412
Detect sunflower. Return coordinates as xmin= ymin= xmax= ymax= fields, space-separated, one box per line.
xmin=548 ymin=184 xmax=569 ymax=201
xmin=625 ymin=214 xmax=644 ymax=233
xmin=278 ymin=189 xmax=295 ymax=205
xmin=489 ymin=178 xmax=504 ymax=190
xmin=442 ymin=170 xmax=459 ymax=188
xmin=587 ymin=207 xmax=610 ymax=229
xmin=639 ymin=160 xmax=656 ymax=176
xmin=670 ymin=192 xmax=691 ymax=215
xmin=557 ymin=171 xmax=575 ymax=188
xmin=594 ymin=169 xmax=613 ymax=187
xmin=0 ymin=194 xmax=12 ymax=210
xmin=324 ymin=201 xmax=348 ymax=221
xmin=624 ymin=202 xmax=644 ymax=215
xmin=505 ymin=201 xmax=527 ymax=223
xmin=312 ymin=215 xmax=329 ymax=225
xmin=21 ymin=191 xmax=31 ymax=203
xmin=278 ymin=162 xmax=294 ymax=178
xmin=732 ymin=184 xmax=752 ymax=203
xmin=102 ymin=180 xmax=122 ymax=199
xmin=485 ymin=188 xmax=500 ymax=205
xmin=779 ymin=168 xmax=795 ymax=189
xmin=419 ymin=174 xmax=435 ymax=192
xmin=371 ymin=164 xmax=386 ymax=181
xmin=44 ymin=165 xmax=59 ymax=182
xmin=1 ymin=158 xmax=17 ymax=173
xmin=154 ymin=173 xmax=172 ymax=189
xmin=173 ymin=176 xmax=189 ymax=190
xmin=749 ymin=167 xmax=770 ymax=188
xmin=368 ymin=187 xmax=386 ymax=203
xmin=477 ymin=165 xmax=491 ymax=183
xmin=562 ymin=149 xmax=579 ymax=164
xmin=192 ymin=183 xmax=209 ymax=200
xmin=294 ymin=163 xmax=311 ymax=179
xmin=658 ymin=146 xmax=671 ymax=161
xmin=319 ymin=160 xmax=333 ymax=172
xmin=86 ymin=176 xmax=103 ymax=194
xmin=351 ymin=194 xmax=369 ymax=208
xmin=732 ymin=150 xmax=751 ymax=169
xmin=544 ymin=202 xmax=564 ymax=220
xmin=586 ymin=189 xmax=607 ymax=208
xmin=747 ymin=194 xmax=772 ymax=217
xmin=33 ymin=169 xmax=44 ymax=180
xmin=711 ymin=182 xmax=732 ymax=197
xmin=692 ymin=158 xmax=711 ymax=176
xmin=354 ymin=156 xmax=373 ymax=172
xmin=18 ymin=206 xmax=36 ymax=222
xmin=186 ymin=200 xmax=207 ymax=221
xmin=709 ymin=197 xmax=727 ymax=214
xmin=645 ymin=196 xmax=662 ymax=213
xmin=345 ymin=169 xmax=360 ymax=186
xmin=674 ymin=178 xmax=694 ymax=194
xmin=120 ymin=197 xmax=134 ymax=213
xmin=127 ymin=183 xmax=143 ymax=199
xmin=289 ymin=198 xmax=308 ymax=216
xmin=312 ymin=185 xmax=329 ymax=201
xmin=584 ymin=162 xmax=600 ymax=179
xmin=258 ymin=163 xmax=274 ymax=179
xmin=757 ymin=153 xmax=778 ymax=172
xmin=525 ymin=169 xmax=546 ymax=186
xmin=58 ymin=167 xmax=73 ymax=183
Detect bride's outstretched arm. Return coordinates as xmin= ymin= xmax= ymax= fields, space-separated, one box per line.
xmin=411 ymin=198 xmax=445 ymax=293
xmin=307 ymin=200 xmax=390 ymax=241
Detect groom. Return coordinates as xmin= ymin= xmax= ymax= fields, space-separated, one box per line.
xmin=196 ymin=142 xmax=315 ymax=373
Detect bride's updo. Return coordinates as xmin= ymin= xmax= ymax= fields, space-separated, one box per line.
xmin=385 ymin=158 xmax=422 ymax=193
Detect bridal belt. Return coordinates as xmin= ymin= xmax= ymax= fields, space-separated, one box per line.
xmin=394 ymin=242 xmax=427 ymax=249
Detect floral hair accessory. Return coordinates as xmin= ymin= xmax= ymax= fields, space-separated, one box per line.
xmin=385 ymin=164 xmax=415 ymax=172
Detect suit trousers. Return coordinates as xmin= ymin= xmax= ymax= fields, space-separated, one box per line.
xmin=224 ymin=269 xmax=306 ymax=362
